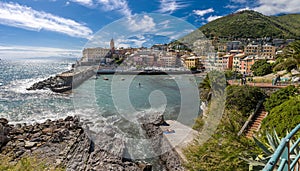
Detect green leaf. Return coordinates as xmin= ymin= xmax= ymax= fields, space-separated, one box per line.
xmin=253 ymin=136 xmax=272 ymax=155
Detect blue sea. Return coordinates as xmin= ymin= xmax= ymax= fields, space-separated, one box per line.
xmin=0 ymin=58 xmax=76 ymax=123
xmin=0 ymin=57 xmax=203 ymax=164
xmin=0 ymin=57 xmax=201 ymax=131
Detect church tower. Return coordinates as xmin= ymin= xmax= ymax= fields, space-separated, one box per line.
xmin=110 ymin=38 xmax=115 ymax=53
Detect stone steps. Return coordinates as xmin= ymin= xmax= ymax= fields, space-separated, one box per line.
xmin=245 ymin=106 xmax=268 ymax=138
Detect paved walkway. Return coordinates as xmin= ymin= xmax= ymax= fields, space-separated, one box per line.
xmin=160 ymin=120 xmax=198 ymax=161
xmin=228 ymin=80 xmax=292 ymax=88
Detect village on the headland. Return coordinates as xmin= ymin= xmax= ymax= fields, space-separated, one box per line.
xmin=27 ymin=36 xmax=300 ymax=93
xmin=80 ymin=37 xmax=297 ymax=77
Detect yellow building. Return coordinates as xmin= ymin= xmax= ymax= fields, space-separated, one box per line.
xmin=184 ymin=56 xmax=201 ymax=69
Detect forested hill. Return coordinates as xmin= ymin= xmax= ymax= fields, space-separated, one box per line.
xmin=199 ymin=10 xmax=300 ymax=39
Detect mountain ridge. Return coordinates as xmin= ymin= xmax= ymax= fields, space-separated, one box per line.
xmin=199 ymin=10 xmax=300 ymax=39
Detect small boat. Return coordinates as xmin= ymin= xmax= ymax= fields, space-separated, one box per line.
xmin=103 ymin=77 xmax=109 ymax=80
xmin=50 ymin=86 xmax=72 ymax=93
xmin=121 ymin=78 xmax=125 ymax=81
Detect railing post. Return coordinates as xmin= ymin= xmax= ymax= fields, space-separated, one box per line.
xmin=281 ymin=139 xmax=290 ymax=171
xmin=264 ymin=124 xmax=300 ymax=171
xmin=287 ymin=139 xmax=291 ymax=171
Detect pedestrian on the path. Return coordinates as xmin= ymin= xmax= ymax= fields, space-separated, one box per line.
xmin=241 ymin=75 xmax=246 ymax=85
xmin=274 ymin=75 xmax=280 ymax=85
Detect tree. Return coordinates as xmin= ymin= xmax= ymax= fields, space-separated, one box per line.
xmin=273 ymin=57 xmax=298 ymax=72
xmin=264 ymin=85 xmax=298 ymax=112
xmin=199 ymin=74 xmax=211 ymax=102
xmin=261 ymin=95 xmax=300 ymax=137
xmin=274 ymin=40 xmax=300 ymax=71
xmin=285 ymin=40 xmax=300 ymax=65
xmin=226 ymin=85 xmax=265 ymax=115
xmin=199 ymin=71 xmax=227 ymax=102
xmin=251 ymin=60 xmax=272 ymax=76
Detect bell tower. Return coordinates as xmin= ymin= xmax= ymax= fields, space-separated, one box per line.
xmin=110 ymin=38 xmax=115 ymax=53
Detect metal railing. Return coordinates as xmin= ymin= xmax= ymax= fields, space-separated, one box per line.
xmin=263 ymin=124 xmax=300 ymax=171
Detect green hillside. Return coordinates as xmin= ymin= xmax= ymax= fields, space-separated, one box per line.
xmin=199 ymin=10 xmax=300 ymax=39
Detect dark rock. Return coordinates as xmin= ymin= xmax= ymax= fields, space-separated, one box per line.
xmin=139 ymin=113 xmax=184 ymax=171
xmin=0 ymin=116 xmax=163 ymax=170
xmin=15 ymin=123 xmax=22 ymax=129
xmin=0 ymin=134 xmax=9 ymax=148
xmin=64 ymin=116 xmax=74 ymax=121
xmin=0 ymin=118 xmax=8 ymax=125
xmin=30 ymin=137 xmax=43 ymax=142
xmin=50 ymin=132 xmax=64 ymax=143
xmin=15 ymin=148 xmax=25 ymax=158
xmin=138 ymin=113 xmax=165 ymax=126
xmin=24 ymin=141 xmax=37 ymax=148
xmin=42 ymin=127 xmax=53 ymax=134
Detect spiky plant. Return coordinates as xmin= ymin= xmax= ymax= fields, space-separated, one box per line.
xmin=242 ymin=129 xmax=300 ymax=171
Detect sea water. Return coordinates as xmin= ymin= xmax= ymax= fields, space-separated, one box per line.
xmin=0 ymin=58 xmax=76 ymax=124
xmin=0 ymin=58 xmax=202 ymax=166
xmin=0 ymin=58 xmax=201 ymax=126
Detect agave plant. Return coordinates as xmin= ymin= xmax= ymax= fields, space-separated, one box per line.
xmin=242 ymin=129 xmax=300 ymax=171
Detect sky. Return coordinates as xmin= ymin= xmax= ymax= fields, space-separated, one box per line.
xmin=0 ymin=0 xmax=300 ymax=59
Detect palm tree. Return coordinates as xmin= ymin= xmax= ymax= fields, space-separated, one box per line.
xmin=199 ymin=71 xmax=227 ymax=102
xmin=284 ymin=40 xmax=300 ymax=67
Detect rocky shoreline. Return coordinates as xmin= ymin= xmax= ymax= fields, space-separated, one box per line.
xmin=0 ymin=114 xmax=183 ymax=170
xmin=26 ymin=75 xmax=67 ymax=91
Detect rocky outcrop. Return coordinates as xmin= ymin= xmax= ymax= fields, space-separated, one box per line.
xmin=0 ymin=116 xmax=151 ymax=171
xmin=26 ymin=76 xmax=67 ymax=91
xmin=139 ymin=113 xmax=184 ymax=171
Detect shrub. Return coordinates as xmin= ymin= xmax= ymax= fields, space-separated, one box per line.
xmin=184 ymin=109 xmax=259 ymax=170
xmin=0 ymin=155 xmax=65 ymax=171
xmin=226 ymin=85 xmax=265 ymax=115
xmin=264 ymin=85 xmax=298 ymax=112
xmin=261 ymin=95 xmax=300 ymax=137
xmin=251 ymin=60 xmax=272 ymax=76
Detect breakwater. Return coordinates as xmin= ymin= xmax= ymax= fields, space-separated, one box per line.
xmin=27 ymin=66 xmax=96 ymax=93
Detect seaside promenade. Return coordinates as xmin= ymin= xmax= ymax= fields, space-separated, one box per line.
xmin=227 ymin=80 xmax=296 ymax=88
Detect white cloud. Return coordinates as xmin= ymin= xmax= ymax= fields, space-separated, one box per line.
xmin=236 ymin=7 xmax=251 ymax=12
xmin=231 ymin=0 xmax=300 ymax=15
xmin=0 ymin=2 xmax=93 ymax=38
xmin=158 ymin=20 xmax=171 ymax=29
xmin=128 ymin=15 xmax=156 ymax=32
xmin=193 ymin=8 xmax=214 ymax=17
xmin=70 ymin=0 xmax=93 ymax=6
xmin=0 ymin=45 xmax=81 ymax=59
xmin=225 ymin=5 xmax=239 ymax=9
xmin=207 ymin=15 xmax=223 ymax=22
xmin=230 ymin=0 xmax=247 ymax=3
xmin=253 ymin=0 xmax=300 ymax=15
xmin=157 ymin=0 xmax=189 ymax=14
xmin=97 ymin=0 xmax=132 ymax=16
